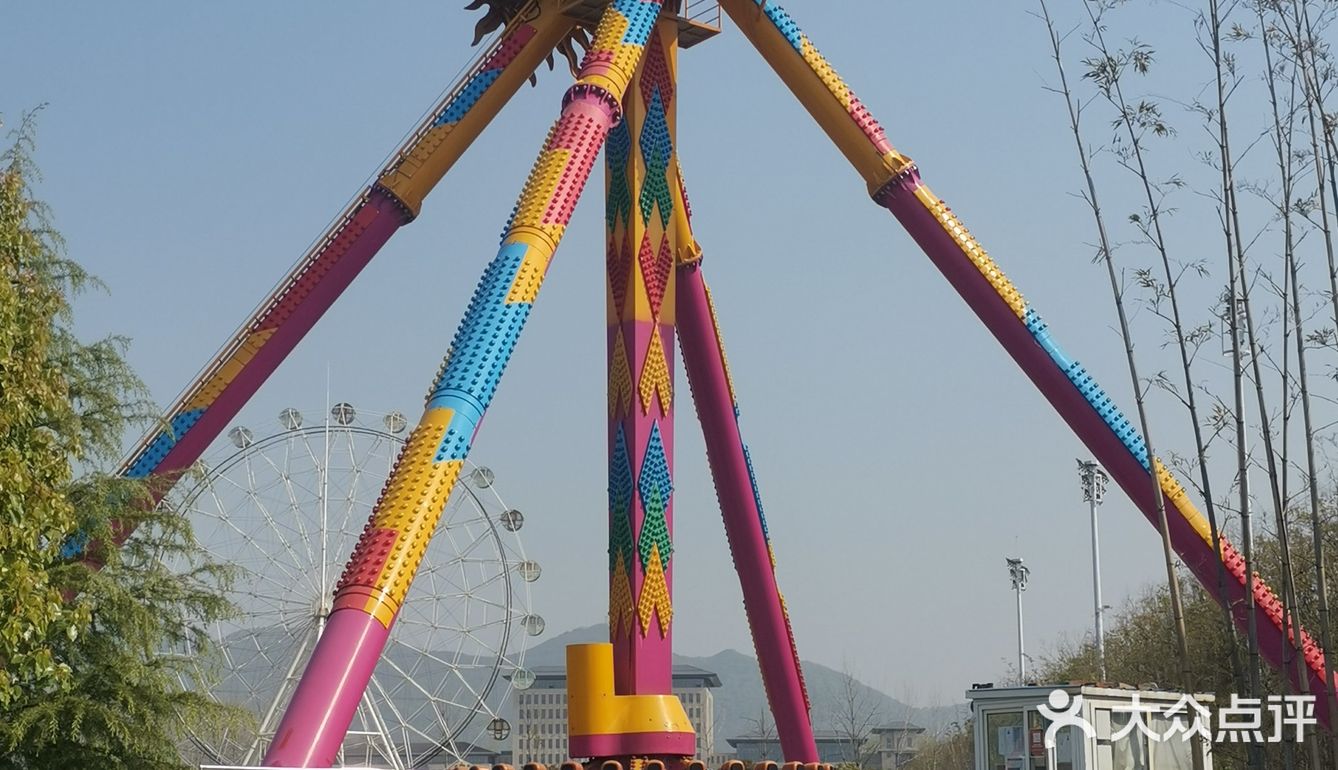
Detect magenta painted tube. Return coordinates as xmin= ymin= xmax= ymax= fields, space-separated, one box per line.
xmin=147 ymin=189 xmax=406 ymax=491
xmin=262 ymin=611 xmax=392 ymax=766
xmin=876 ymin=171 xmax=1331 ymax=725
xmin=677 ymin=261 xmax=818 ymax=763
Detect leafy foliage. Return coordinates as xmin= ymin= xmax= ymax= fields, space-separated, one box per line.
xmin=899 ymin=720 xmax=971 ymax=770
xmin=0 ymin=113 xmax=247 ymax=769
xmin=1031 ymin=508 xmax=1338 ymax=770
xmin=0 ymin=109 xmax=92 ymax=707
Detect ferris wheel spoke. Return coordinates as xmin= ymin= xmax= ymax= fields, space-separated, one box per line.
xmin=456 ymin=625 xmax=517 ymax=671
xmin=390 ymin=637 xmax=488 ymax=693
xmin=257 ymin=444 xmax=323 ymax=587
xmin=372 ymin=646 xmax=489 ymax=740
xmin=397 ymin=614 xmax=514 ymax=644
xmin=171 ymin=409 xmax=531 ymax=766
xmin=436 ymin=530 xmax=494 ymax=566
xmin=242 ymin=620 xmax=319 ymax=764
xmin=240 ymin=452 xmax=323 ymax=597
xmin=432 ymin=519 xmax=475 ymax=599
xmin=334 ymin=430 xmax=392 ymax=557
xmin=201 ymin=482 xmax=307 ymax=589
xmin=208 ymin=524 xmax=305 ymax=593
xmin=294 ymin=428 xmax=338 ymax=590
xmin=428 ymin=556 xmax=510 ymax=591
xmin=415 ymin=565 xmax=508 ymax=609
xmin=362 ymin=671 xmax=417 ymax=767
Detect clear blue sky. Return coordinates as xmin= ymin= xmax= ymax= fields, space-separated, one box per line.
xmin=4 ymin=1 xmax=1235 ymax=706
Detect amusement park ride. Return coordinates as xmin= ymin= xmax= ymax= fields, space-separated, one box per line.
xmin=97 ymin=0 xmax=1338 ymax=767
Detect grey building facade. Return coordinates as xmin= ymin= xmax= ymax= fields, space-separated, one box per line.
xmin=514 ymin=665 xmax=723 ymax=766
xmin=726 ymin=723 xmax=924 ymax=769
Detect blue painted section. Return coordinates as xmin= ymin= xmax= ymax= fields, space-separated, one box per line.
xmin=610 ymin=425 xmax=635 ymax=519
xmin=609 ymin=425 xmax=636 ymax=574
xmin=1021 ymin=304 xmax=1150 ymax=470
xmin=124 ymin=408 xmax=205 ymax=479
xmin=606 ymin=119 xmax=633 ymax=230
xmin=432 ymin=408 xmax=477 ymax=464
xmin=760 ymin=2 xmax=805 ymax=53
xmin=638 ymin=87 xmax=674 ymax=228
xmin=429 ymin=243 xmax=532 ymax=442
xmin=616 ymin=0 xmax=661 ymax=45
xmin=636 ymin=421 xmax=674 ymax=565
xmin=58 ymin=532 xmax=89 ymax=559
xmin=65 ymin=408 xmax=205 ymax=556
xmin=435 ymin=69 xmax=503 ymax=127
xmin=742 ymin=443 xmax=771 ymax=542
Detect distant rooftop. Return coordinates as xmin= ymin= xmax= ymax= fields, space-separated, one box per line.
xmin=728 ymin=727 xmax=920 ymax=747
xmin=873 ymin=721 xmax=925 ymax=733
xmin=966 ymin=683 xmax=1215 ymax=704
xmin=520 ymin=664 xmax=722 ymax=688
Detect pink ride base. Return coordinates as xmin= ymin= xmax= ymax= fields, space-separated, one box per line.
xmin=569 ymin=732 xmax=697 ymax=758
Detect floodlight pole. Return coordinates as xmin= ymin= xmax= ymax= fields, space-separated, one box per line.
xmin=1078 ymin=459 xmax=1109 ymax=681
xmin=1007 ymin=557 xmax=1029 ymax=682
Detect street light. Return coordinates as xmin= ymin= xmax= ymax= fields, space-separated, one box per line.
xmin=1007 ymin=557 xmax=1030 ymax=682
xmin=1078 ymin=459 xmax=1109 ymax=681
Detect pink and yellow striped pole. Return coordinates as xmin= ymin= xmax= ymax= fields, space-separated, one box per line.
xmin=263 ymin=2 xmax=667 ymax=764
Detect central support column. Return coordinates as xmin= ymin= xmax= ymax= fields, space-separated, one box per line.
xmin=566 ymin=15 xmax=693 ymax=763
xmin=606 ymin=17 xmax=680 ymax=697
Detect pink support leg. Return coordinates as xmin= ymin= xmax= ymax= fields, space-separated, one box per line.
xmin=676 ymin=259 xmax=819 ymax=763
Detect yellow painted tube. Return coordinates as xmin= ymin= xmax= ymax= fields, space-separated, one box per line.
xmin=377 ymin=0 xmax=578 ymax=217
xmin=717 ymin=0 xmax=910 ymax=194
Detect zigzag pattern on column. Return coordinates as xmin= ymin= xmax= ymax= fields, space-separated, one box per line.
xmin=607 ymin=17 xmax=679 ymax=645
xmin=610 ymin=425 xmax=637 ymax=637
xmin=637 ymin=423 xmax=674 ymax=636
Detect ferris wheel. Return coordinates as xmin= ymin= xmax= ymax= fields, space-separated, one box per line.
xmin=168 ymin=403 xmax=545 ymax=769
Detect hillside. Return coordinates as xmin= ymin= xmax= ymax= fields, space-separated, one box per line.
xmin=215 ymin=622 xmax=968 ymax=759
xmin=521 ymin=624 xmax=969 ymax=741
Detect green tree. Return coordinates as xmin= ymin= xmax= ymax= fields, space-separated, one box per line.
xmin=900 ymin=720 xmax=971 ymax=770
xmin=1032 ymin=507 xmax=1338 ymax=770
xmin=0 ymin=113 xmax=245 ymax=769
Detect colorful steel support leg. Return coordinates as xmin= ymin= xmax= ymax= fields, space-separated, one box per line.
xmin=606 ymin=17 xmax=680 ymax=698
xmin=571 ymin=14 xmax=696 ymax=762
xmin=673 ymin=185 xmax=818 ymax=762
xmin=718 ymin=0 xmax=1338 ymax=727
xmin=107 ymin=1 xmax=575 ymax=527
xmin=262 ymin=2 xmax=675 ymax=764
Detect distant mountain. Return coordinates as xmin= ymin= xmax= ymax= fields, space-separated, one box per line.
xmin=206 ymin=621 xmax=967 ymax=763
xmin=522 ymin=624 xmax=968 ymax=741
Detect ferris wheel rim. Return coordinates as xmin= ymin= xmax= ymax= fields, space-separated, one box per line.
xmin=168 ymin=408 xmax=536 ymax=767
